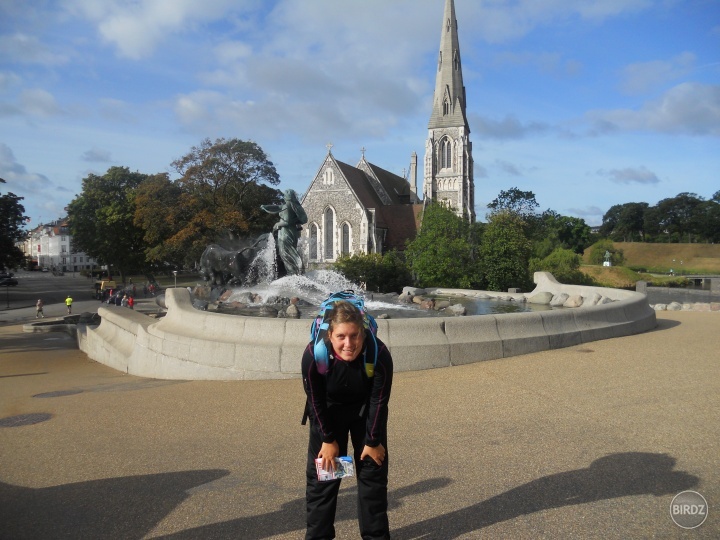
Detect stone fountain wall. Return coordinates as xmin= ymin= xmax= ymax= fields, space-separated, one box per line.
xmin=77 ymin=272 xmax=657 ymax=380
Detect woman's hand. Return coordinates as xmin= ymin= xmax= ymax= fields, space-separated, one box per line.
xmin=318 ymin=441 xmax=339 ymax=472
xmin=361 ymin=444 xmax=386 ymax=466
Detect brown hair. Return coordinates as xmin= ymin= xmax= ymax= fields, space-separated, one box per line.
xmin=328 ymin=301 xmax=365 ymax=336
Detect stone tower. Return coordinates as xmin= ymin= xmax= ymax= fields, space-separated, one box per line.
xmin=423 ymin=0 xmax=475 ymax=222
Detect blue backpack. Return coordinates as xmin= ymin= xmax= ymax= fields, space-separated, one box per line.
xmin=309 ymin=290 xmax=379 ymax=378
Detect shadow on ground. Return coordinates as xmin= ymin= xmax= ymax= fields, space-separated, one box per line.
xmin=140 ymin=452 xmax=696 ymax=539
xmin=0 ymin=469 xmax=230 ymax=540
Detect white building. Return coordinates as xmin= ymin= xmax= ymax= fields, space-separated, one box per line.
xmin=24 ymin=219 xmax=97 ymax=272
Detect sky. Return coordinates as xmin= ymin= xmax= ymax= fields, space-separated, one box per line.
xmin=1 ymin=0 xmax=719 ymax=229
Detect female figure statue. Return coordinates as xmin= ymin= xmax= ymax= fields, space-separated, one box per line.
xmin=261 ymin=189 xmax=308 ymax=276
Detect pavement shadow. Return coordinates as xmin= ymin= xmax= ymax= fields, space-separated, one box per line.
xmin=391 ymin=452 xmax=698 ymax=539
xmin=155 ymin=477 xmax=452 ymax=539
xmin=0 ymin=469 xmax=229 ymax=540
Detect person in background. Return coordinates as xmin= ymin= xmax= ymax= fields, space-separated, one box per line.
xmin=65 ymin=295 xmax=73 ymax=315
xmin=36 ymin=299 xmax=44 ymax=318
xmin=128 ymin=295 xmax=134 ymax=310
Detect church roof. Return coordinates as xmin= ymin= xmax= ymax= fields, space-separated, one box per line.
xmin=334 ymin=158 xmax=420 ymax=250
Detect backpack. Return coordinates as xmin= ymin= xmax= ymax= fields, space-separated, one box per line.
xmin=302 ymin=291 xmax=378 ymax=426
xmin=309 ymin=290 xmax=378 ymax=377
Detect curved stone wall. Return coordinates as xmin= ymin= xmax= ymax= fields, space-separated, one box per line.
xmin=77 ymin=272 xmax=657 ymax=380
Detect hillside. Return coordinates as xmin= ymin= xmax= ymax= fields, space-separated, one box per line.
xmin=583 ymin=242 xmax=720 ymax=274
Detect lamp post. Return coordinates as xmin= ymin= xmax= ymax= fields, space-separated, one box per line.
xmin=173 ymin=270 xmax=178 ymax=288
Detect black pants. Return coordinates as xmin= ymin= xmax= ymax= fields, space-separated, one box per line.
xmin=305 ymin=406 xmax=389 ymax=540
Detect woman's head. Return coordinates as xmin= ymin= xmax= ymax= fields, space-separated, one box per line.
xmin=327 ymin=301 xmax=365 ymax=362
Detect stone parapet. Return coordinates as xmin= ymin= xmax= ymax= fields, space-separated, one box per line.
xmin=78 ymin=272 xmax=657 ymax=380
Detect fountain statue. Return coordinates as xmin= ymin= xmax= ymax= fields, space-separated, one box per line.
xmin=261 ymin=189 xmax=308 ymax=277
xmin=198 ymin=189 xmax=308 ymax=287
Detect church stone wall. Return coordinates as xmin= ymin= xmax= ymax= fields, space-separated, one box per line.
xmin=302 ymin=162 xmax=371 ymax=263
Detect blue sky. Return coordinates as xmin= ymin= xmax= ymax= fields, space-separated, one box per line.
xmin=1 ymin=0 xmax=718 ymax=228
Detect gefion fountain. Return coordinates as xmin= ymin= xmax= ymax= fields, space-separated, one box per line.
xmin=77 ymin=193 xmax=657 ymax=380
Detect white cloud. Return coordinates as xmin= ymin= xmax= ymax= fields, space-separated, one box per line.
xmin=0 ymin=33 xmax=68 ymax=65
xmin=471 ymin=114 xmax=551 ymax=139
xmin=19 ymin=88 xmax=61 ymax=117
xmin=81 ymin=148 xmax=112 ymax=162
xmin=462 ymin=0 xmax=653 ymax=43
xmin=597 ymin=166 xmax=660 ymax=185
xmin=620 ymin=52 xmax=696 ymax=95
xmin=0 ymin=143 xmax=53 ymax=193
xmin=64 ymin=0 xmax=253 ymax=59
xmin=587 ymin=83 xmax=720 ymax=136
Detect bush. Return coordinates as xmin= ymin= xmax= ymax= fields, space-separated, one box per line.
xmin=333 ymin=250 xmax=412 ymax=294
xmin=529 ymin=248 xmax=593 ymax=285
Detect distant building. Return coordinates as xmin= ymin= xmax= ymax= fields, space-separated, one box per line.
xmin=299 ymin=0 xmax=475 ymax=266
xmin=23 ymin=219 xmax=97 ymax=272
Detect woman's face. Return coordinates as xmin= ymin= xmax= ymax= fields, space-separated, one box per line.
xmin=328 ymin=322 xmax=364 ymax=362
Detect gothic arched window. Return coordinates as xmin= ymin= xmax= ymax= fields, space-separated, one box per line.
xmin=324 ymin=208 xmax=334 ymax=259
xmin=341 ymin=223 xmax=350 ymax=256
xmin=440 ymin=137 xmax=452 ymax=170
xmin=310 ymin=224 xmax=318 ymax=260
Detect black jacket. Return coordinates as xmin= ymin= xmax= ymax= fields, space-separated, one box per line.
xmin=302 ymin=336 xmax=393 ymax=447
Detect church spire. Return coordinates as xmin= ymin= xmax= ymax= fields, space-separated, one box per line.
xmin=429 ymin=0 xmax=469 ymax=131
xmin=423 ymin=0 xmax=475 ymax=222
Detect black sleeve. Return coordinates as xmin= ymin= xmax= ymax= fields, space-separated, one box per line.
xmin=301 ymin=343 xmax=335 ymax=444
xmin=364 ymin=339 xmax=393 ymax=447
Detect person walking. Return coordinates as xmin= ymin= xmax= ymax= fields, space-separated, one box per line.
xmin=65 ymin=295 xmax=73 ymax=315
xmin=36 ymin=299 xmax=44 ymax=318
xmin=127 ymin=296 xmax=134 ymax=310
xmin=301 ymin=301 xmax=393 ymax=540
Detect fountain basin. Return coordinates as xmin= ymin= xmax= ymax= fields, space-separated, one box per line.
xmin=77 ymin=272 xmax=657 ymax=380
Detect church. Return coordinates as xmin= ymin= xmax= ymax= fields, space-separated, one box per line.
xmin=300 ymin=0 xmax=475 ymax=266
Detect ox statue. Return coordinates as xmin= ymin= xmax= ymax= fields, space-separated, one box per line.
xmin=199 ymin=234 xmax=270 ymax=287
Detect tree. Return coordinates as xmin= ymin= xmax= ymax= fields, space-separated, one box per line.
xmin=479 ymin=211 xmax=532 ymax=292
xmin=135 ymin=138 xmax=283 ymax=266
xmin=487 ymin=187 xmax=539 ymax=218
xmin=537 ymin=210 xmax=593 ymax=255
xmin=601 ymin=202 xmax=648 ymax=241
xmin=0 ymin=179 xmax=29 ymax=269
xmin=67 ymin=167 xmax=148 ymax=282
xmin=405 ymin=203 xmax=482 ymax=289
xmin=646 ymin=193 xmax=704 ymax=242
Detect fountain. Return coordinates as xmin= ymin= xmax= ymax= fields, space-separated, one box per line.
xmin=76 ymin=195 xmax=657 ymax=380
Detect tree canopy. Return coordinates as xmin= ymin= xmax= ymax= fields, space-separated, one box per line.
xmin=134 ymin=138 xmax=283 ymax=266
xmin=479 ymin=211 xmax=532 ymax=292
xmin=66 ymin=166 xmax=148 ymax=281
xmin=0 ymin=179 xmax=28 ymax=270
xmin=405 ymin=202 xmax=482 ymax=289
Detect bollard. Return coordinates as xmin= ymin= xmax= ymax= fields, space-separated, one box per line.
xmin=636 ymin=281 xmax=648 ymax=295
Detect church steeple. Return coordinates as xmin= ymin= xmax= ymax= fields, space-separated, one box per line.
xmin=429 ymin=0 xmax=469 ymax=131
xmin=423 ymin=0 xmax=475 ymax=222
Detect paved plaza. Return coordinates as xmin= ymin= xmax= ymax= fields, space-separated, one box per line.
xmin=1 ymin=294 xmax=718 ymax=538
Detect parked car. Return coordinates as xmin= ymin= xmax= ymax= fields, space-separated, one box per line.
xmin=0 ymin=277 xmax=19 ymax=286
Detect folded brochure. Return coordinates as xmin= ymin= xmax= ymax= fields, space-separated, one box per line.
xmin=315 ymin=456 xmax=355 ymax=481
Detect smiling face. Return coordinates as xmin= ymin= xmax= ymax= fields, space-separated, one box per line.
xmin=328 ymin=322 xmax=364 ymax=362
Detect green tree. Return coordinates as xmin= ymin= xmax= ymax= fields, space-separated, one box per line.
xmin=333 ymin=250 xmax=412 ymax=294
xmin=0 ymin=179 xmax=29 ymax=270
xmin=600 ymin=202 xmax=648 ymax=241
xmin=67 ymin=166 xmax=148 ymax=282
xmin=479 ymin=211 xmax=532 ymax=292
xmin=537 ymin=210 xmax=593 ymax=255
xmin=529 ymin=248 xmax=591 ymax=285
xmin=405 ymin=203 xmax=481 ymax=288
xmin=645 ymin=193 xmax=704 ymax=243
xmin=135 ymin=138 xmax=282 ymax=266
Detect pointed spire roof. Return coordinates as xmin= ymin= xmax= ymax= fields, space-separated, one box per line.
xmin=428 ymin=0 xmax=469 ymax=131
